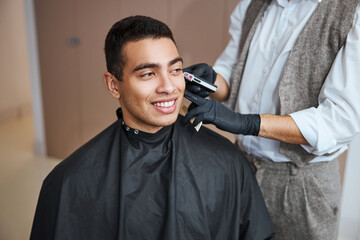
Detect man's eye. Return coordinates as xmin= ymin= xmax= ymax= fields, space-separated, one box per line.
xmin=170 ymin=68 xmax=182 ymax=75
xmin=140 ymin=72 xmax=154 ymax=78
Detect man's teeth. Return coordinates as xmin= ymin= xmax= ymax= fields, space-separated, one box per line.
xmin=154 ymin=100 xmax=175 ymax=107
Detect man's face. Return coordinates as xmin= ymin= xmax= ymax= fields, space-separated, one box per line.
xmin=112 ymin=38 xmax=185 ymax=133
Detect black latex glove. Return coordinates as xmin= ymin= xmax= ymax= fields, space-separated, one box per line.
xmin=183 ymin=91 xmax=261 ymax=136
xmin=183 ymin=63 xmax=217 ymax=98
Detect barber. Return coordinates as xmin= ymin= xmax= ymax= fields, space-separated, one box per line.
xmin=183 ymin=0 xmax=360 ymax=239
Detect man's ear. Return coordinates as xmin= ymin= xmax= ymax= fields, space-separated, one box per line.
xmin=104 ymin=72 xmax=121 ymax=99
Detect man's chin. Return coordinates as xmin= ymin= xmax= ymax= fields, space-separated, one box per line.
xmin=156 ymin=112 xmax=179 ymax=127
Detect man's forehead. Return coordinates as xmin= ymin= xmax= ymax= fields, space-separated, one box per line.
xmin=123 ymin=38 xmax=181 ymax=69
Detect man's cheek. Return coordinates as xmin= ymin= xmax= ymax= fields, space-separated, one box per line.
xmin=177 ymin=78 xmax=186 ymax=91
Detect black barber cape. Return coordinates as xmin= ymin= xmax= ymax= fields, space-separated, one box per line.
xmin=31 ymin=109 xmax=274 ymax=240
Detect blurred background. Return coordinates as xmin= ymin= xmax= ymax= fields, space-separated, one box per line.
xmin=0 ymin=0 xmax=359 ymax=239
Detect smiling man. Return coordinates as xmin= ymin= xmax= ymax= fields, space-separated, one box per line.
xmin=104 ymin=37 xmax=184 ymax=133
xmin=30 ymin=16 xmax=274 ymax=240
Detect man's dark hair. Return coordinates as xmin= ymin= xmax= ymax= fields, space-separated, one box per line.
xmin=104 ymin=15 xmax=175 ymax=81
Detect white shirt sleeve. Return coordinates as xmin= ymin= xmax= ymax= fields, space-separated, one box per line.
xmin=213 ymin=0 xmax=252 ymax=86
xmin=290 ymin=5 xmax=360 ymax=155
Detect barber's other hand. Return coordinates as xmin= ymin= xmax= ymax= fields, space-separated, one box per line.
xmin=184 ymin=97 xmax=261 ymax=136
xmin=183 ymin=63 xmax=217 ymax=98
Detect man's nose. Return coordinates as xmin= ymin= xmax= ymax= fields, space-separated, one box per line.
xmin=156 ymin=73 xmax=176 ymax=94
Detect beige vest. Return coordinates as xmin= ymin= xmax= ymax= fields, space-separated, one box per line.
xmin=228 ymin=0 xmax=359 ymax=166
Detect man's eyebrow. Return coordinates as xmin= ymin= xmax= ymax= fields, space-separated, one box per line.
xmin=133 ymin=63 xmax=160 ymax=73
xmin=168 ymin=57 xmax=183 ymax=67
xmin=132 ymin=57 xmax=183 ymax=73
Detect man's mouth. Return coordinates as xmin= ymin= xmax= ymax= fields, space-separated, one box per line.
xmin=152 ymin=98 xmax=178 ymax=114
xmin=152 ymin=100 xmax=175 ymax=108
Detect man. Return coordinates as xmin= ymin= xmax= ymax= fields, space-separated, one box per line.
xmin=184 ymin=0 xmax=360 ymax=239
xmin=30 ymin=16 xmax=274 ymax=240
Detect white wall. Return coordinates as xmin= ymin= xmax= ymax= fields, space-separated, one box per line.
xmin=0 ymin=0 xmax=32 ymax=123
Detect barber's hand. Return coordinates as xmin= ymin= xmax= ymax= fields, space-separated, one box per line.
xmin=183 ymin=63 xmax=217 ymax=98
xmin=183 ymin=91 xmax=261 ymax=135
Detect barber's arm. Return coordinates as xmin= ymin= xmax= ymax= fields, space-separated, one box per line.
xmin=259 ymin=114 xmax=308 ymax=145
xmin=183 ymin=92 xmax=308 ymax=145
xmin=211 ymin=74 xmax=230 ymax=102
xmin=183 ymin=63 xmax=308 ymax=145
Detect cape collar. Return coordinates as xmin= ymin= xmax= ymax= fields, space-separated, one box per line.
xmin=116 ymin=108 xmax=173 ymax=142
